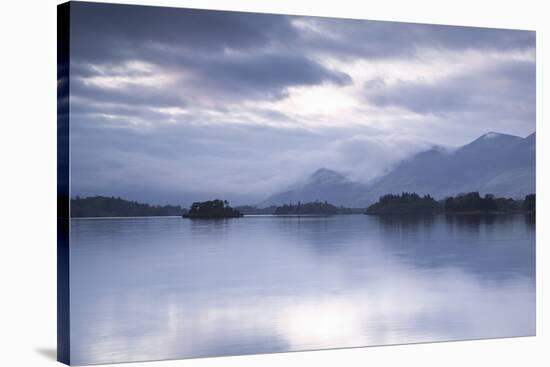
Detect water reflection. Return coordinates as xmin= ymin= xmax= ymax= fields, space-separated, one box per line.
xmin=370 ymin=214 xmax=536 ymax=279
xmin=70 ymin=214 xmax=535 ymax=365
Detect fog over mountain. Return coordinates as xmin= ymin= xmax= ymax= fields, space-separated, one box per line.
xmin=261 ymin=132 xmax=535 ymax=207
xmin=259 ymin=168 xmax=366 ymax=207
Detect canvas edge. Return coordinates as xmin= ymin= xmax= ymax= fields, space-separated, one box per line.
xmin=57 ymin=1 xmax=71 ymax=365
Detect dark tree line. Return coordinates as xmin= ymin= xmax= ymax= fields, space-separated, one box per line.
xmin=275 ymin=201 xmax=340 ymax=215
xmin=524 ymin=194 xmax=536 ymax=212
xmin=235 ymin=205 xmax=278 ymax=215
xmin=366 ymin=192 xmax=536 ymax=215
xmin=445 ymin=192 xmax=535 ymax=213
xmin=71 ymin=196 xmax=186 ymax=217
xmin=366 ymin=192 xmax=440 ymax=214
xmin=444 ymin=192 xmax=497 ymax=212
xmin=72 ymin=192 xmax=535 ymax=219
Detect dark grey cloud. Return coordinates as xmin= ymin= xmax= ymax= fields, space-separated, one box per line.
xmin=364 ymin=59 xmax=535 ymax=122
xmin=69 ymin=2 xmax=534 ymax=107
xmin=71 ymin=2 xmax=535 ymax=64
xmin=71 ymin=77 xmax=187 ymax=109
xmin=295 ymin=18 xmax=535 ymax=60
xmin=195 ymin=52 xmax=352 ymax=100
xmin=70 ymin=2 xmax=298 ymax=61
xmin=70 ymin=98 xmax=174 ymax=125
xmin=70 ymin=2 xmax=352 ymax=104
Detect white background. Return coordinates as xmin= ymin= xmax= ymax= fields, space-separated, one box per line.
xmin=0 ymin=0 xmax=547 ymax=366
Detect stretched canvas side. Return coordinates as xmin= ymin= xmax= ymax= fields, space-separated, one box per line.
xmin=57 ymin=2 xmax=71 ymax=365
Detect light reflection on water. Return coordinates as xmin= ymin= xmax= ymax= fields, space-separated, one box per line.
xmin=70 ymin=214 xmax=535 ymax=365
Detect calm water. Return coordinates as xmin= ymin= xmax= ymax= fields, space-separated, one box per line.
xmin=70 ymin=214 xmax=535 ymax=365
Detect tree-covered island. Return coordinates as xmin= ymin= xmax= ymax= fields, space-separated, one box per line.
xmin=182 ymin=199 xmax=243 ymax=219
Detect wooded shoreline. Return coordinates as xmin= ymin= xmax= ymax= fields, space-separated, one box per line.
xmin=71 ymin=192 xmax=535 ymax=218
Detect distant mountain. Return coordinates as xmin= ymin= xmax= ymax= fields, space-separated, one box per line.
xmin=364 ymin=132 xmax=535 ymax=204
xmin=259 ymin=132 xmax=535 ymax=208
xmin=259 ymin=168 xmax=367 ymax=207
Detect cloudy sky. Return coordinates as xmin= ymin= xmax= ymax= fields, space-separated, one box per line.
xmin=68 ymin=2 xmax=535 ymax=206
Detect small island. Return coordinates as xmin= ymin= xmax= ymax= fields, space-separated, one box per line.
xmin=182 ymin=199 xmax=243 ymax=219
xmin=366 ymin=192 xmax=536 ymax=215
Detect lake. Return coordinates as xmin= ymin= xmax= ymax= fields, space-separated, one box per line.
xmin=70 ymin=214 xmax=536 ymax=365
